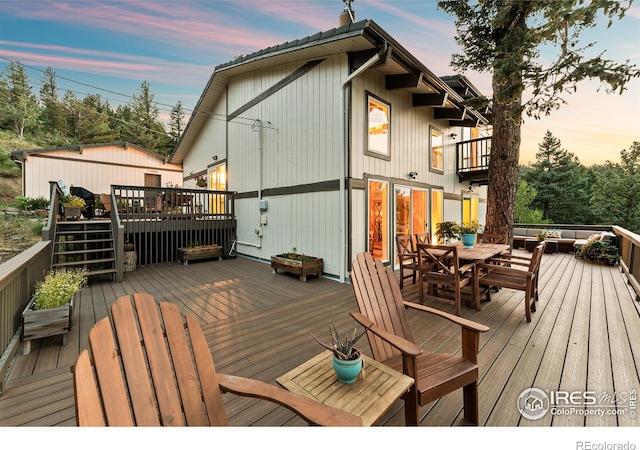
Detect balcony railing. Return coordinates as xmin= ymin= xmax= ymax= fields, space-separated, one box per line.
xmin=456 ymin=136 xmax=491 ymax=184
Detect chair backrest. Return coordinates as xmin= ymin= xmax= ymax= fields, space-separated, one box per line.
xmin=99 ymin=193 xmax=112 ymax=213
xmin=416 ymin=244 xmax=461 ymax=281
xmin=395 ymin=235 xmax=415 ymax=258
xmin=415 ymin=233 xmax=431 ymax=245
xmin=478 ymin=232 xmax=508 ymax=245
xmin=73 ymin=292 xmax=227 ymax=426
xmin=530 ymin=241 xmax=546 ymax=275
xmin=350 ymin=252 xmax=415 ymax=362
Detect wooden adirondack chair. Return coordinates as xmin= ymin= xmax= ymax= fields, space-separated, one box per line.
xmin=72 ymin=292 xmax=362 ymax=426
xmin=395 ymin=235 xmax=420 ymax=289
xmin=475 ymin=241 xmax=546 ymax=322
xmin=349 ymin=252 xmax=489 ymax=426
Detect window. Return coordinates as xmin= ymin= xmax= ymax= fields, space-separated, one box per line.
xmin=430 ymin=126 xmax=443 ymax=173
xmin=366 ymin=94 xmax=391 ymax=159
xmin=208 ymin=163 xmax=227 ymax=213
xmin=463 ymin=195 xmax=479 ymax=224
xmin=368 ymin=180 xmax=389 ymax=262
xmin=430 ymin=189 xmax=444 ymax=243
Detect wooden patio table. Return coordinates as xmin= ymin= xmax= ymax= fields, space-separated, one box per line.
xmin=276 ymin=350 xmax=414 ymax=426
xmin=417 ymin=242 xmax=511 ymax=311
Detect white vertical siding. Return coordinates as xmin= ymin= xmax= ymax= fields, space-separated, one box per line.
xmin=23 ymin=144 xmax=183 ymax=198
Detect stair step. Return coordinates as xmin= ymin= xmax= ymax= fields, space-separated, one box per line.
xmin=52 ymin=257 xmax=116 ymax=267
xmin=86 ymin=268 xmax=117 ymax=276
xmin=55 ymin=230 xmax=113 ymax=236
xmin=54 ymin=239 xmax=113 ymax=246
xmin=54 ymin=248 xmax=114 ymax=256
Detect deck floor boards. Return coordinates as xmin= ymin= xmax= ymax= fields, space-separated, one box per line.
xmin=1 ymin=251 xmax=639 ymax=428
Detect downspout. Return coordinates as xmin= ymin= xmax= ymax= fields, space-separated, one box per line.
xmin=340 ymin=43 xmax=387 ymax=282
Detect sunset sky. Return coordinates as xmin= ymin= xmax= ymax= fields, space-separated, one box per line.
xmin=1 ymin=0 xmax=638 ymax=166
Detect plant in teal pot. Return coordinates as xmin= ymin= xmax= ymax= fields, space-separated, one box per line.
xmin=312 ymin=319 xmax=370 ymax=384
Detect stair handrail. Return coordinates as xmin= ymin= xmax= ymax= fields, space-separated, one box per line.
xmin=109 ymin=187 xmax=124 ymax=282
xmin=42 ymin=181 xmax=64 ymax=242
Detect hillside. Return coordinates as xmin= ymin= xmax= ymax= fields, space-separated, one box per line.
xmin=0 ymin=131 xmax=45 ymax=264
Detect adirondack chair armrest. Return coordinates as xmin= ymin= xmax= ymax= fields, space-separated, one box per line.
xmin=217 ymin=373 xmax=362 ymax=426
xmin=349 ymin=310 xmax=422 ymax=356
xmin=477 ymin=263 xmax=534 ymax=278
xmin=402 ymin=301 xmax=489 ymax=334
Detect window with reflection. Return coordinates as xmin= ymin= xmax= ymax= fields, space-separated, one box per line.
xmin=430 ymin=126 xmax=443 ymax=173
xmin=367 ymin=94 xmax=390 ymax=159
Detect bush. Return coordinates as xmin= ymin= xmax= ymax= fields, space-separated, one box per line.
xmin=576 ymin=240 xmax=620 ymax=266
xmin=15 ymin=195 xmax=49 ymax=210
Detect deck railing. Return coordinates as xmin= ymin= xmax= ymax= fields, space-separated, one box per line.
xmin=0 ymin=240 xmax=52 ymax=395
xmin=111 ymin=185 xmax=236 ymax=266
xmin=613 ymin=226 xmax=640 ymax=302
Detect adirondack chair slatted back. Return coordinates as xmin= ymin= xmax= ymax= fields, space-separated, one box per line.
xmin=350 ymin=252 xmax=415 ymax=362
xmin=74 ymin=292 xmax=227 ymax=426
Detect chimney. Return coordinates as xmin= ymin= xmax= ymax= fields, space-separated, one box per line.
xmin=339 ymin=0 xmax=355 ymax=27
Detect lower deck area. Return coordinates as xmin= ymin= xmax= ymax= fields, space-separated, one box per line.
xmin=1 ymin=250 xmax=639 ymax=432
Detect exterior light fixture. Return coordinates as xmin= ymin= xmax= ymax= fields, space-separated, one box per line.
xmin=409 ymin=172 xmax=418 ymax=179
xmin=450 ymin=133 xmax=457 ymax=140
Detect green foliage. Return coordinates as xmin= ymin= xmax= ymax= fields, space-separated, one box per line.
xmin=523 ymin=131 xmax=593 ymax=224
xmin=514 ymin=178 xmax=548 ymax=224
xmin=15 ymin=195 xmax=49 ymax=210
xmin=282 ymin=247 xmax=311 ymax=262
xmin=576 ymin=240 xmax=620 ymax=266
xmin=436 ymin=221 xmax=483 ymax=242
xmin=0 ymin=150 xmax=20 ymax=174
xmin=32 ymin=268 xmax=87 ymax=310
xmin=312 ymin=319 xmax=370 ymax=361
xmin=590 ymin=142 xmax=640 ymax=234
xmin=60 ymin=194 xmax=85 ymax=208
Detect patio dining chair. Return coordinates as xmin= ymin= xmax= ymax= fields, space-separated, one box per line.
xmin=475 ymin=241 xmax=546 ymax=322
xmin=349 ymin=252 xmax=489 ymax=425
xmin=72 ymin=292 xmax=361 ymax=426
xmin=395 ymin=235 xmax=420 ymax=289
xmin=416 ymin=243 xmax=475 ymax=315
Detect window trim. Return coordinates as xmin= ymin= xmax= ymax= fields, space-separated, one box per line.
xmin=364 ymin=92 xmax=391 ymax=161
xmin=429 ymin=125 xmax=444 ymax=174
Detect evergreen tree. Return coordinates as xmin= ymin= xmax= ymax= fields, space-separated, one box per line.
xmin=0 ymin=61 xmax=39 ymax=139
xmin=76 ymin=94 xmax=114 ymax=143
xmin=168 ymin=100 xmax=185 ymax=146
xmin=514 ymin=178 xmax=547 ymax=224
xmin=128 ymin=80 xmax=168 ymax=153
xmin=524 ymin=131 xmax=592 ymax=224
xmin=437 ymin=1 xmax=639 ymax=237
xmin=38 ymin=67 xmax=65 ymax=138
xmin=591 ymin=142 xmax=640 ymax=233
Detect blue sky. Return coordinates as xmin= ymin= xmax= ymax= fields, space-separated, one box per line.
xmin=1 ymin=0 xmax=638 ymax=166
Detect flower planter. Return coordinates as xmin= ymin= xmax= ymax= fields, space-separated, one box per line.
xmin=332 ymin=349 xmax=363 ymax=384
xmin=178 ymin=245 xmax=223 ymax=265
xmin=21 ymin=295 xmax=74 ymax=355
xmin=63 ymin=206 xmax=82 ymax=221
xmin=271 ymin=254 xmax=323 ymax=282
xmin=123 ymin=250 xmax=137 ymax=272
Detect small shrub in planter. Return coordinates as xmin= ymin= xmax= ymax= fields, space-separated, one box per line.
xmin=22 ymin=268 xmax=88 ymax=354
xmin=576 ymin=240 xmax=620 ymax=266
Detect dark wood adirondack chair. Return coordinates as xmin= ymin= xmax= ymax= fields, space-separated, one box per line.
xmin=73 ymin=292 xmax=362 ymax=426
xmin=395 ymin=235 xmax=420 ymax=289
xmin=349 ymin=252 xmax=489 ymax=426
xmin=416 ymin=243 xmax=475 ymax=315
xmin=475 ymin=241 xmax=546 ymax=322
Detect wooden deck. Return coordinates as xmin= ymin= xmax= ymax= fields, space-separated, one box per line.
xmin=1 ymin=250 xmax=639 ymax=427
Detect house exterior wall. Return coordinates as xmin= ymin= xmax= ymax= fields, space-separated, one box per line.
xmin=183 ymin=53 xmax=487 ymax=280
xmin=21 ymin=144 xmax=183 ymax=198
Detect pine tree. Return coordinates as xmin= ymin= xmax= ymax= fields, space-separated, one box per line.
xmin=128 ymin=80 xmax=167 ymax=152
xmin=39 ymin=67 xmax=65 ymax=138
xmin=0 ymin=61 xmax=39 ymax=139
xmin=437 ymin=1 xmax=639 ymax=237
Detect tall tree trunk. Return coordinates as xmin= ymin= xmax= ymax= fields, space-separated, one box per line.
xmin=485 ymin=72 xmax=523 ymax=239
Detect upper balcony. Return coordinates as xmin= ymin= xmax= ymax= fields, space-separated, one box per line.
xmin=457 ymin=136 xmax=491 ymax=185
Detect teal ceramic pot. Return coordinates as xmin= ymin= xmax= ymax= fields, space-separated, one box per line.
xmin=461 ymin=233 xmax=477 ymax=249
xmin=332 ymin=350 xmax=363 ymax=384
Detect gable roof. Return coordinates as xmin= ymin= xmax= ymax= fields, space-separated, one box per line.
xmin=170 ymin=19 xmax=489 ymax=164
xmin=11 ymin=141 xmax=172 ymax=163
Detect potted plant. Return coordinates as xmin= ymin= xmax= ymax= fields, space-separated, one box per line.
xmin=22 ymin=268 xmax=88 ymax=355
xmin=271 ymin=247 xmax=323 ymax=282
xmin=60 ymin=194 xmax=85 ymax=221
xmin=457 ymin=220 xmax=484 ymax=248
xmin=194 ymin=174 xmax=207 ymax=188
xmin=576 ymin=240 xmax=620 ymax=266
xmin=123 ymin=237 xmax=136 ymax=272
xmin=177 ymin=241 xmax=223 ymax=265
xmin=435 ymin=221 xmax=458 ymax=244
xmin=312 ymin=319 xmax=370 ymax=384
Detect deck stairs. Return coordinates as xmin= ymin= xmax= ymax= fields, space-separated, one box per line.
xmin=51 ymin=220 xmax=117 ymax=279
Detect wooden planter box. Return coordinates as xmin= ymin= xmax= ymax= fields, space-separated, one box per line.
xmin=178 ymin=245 xmax=223 ymax=265
xmin=271 ymin=255 xmax=323 ymax=282
xmin=21 ymin=295 xmax=74 ymax=355
xmin=63 ymin=206 xmax=82 ymax=221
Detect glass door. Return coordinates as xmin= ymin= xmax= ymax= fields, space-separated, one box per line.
xmin=394 ymin=186 xmax=428 ymax=267
xmin=368 ymin=180 xmax=389 ymax=262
